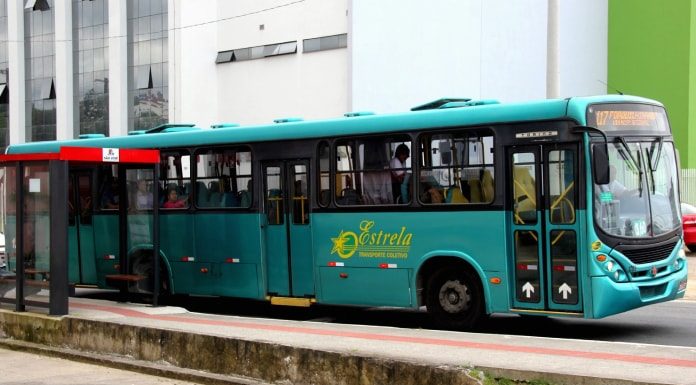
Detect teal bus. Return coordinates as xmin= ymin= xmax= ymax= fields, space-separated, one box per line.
xmin=5 ymin=94 xmax=689 ymax=329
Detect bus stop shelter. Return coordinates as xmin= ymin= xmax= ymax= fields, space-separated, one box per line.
xmin=0 ymin=147 xmax=160 ymax=315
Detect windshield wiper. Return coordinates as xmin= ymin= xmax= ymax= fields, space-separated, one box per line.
xmin=617 ymin=137 xmax=643 ymax=197
xmin=651 ymin=136 xmax=664 ymax=172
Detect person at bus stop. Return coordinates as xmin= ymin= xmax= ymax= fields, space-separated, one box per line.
xmin=163 ymin=188 xmax=187 ymax=209
xmin=390 ymin=144 xmax=410 ymax=202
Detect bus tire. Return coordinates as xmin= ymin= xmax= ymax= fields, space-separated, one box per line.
xmin=426 ymin=267 xmax=483 ymax=330
xmin=131 ymin=253 xmax=170 ymax=297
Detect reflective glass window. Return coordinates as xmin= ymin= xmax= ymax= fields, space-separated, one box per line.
xmin=128 ymin=0 xmax=168 ymax=132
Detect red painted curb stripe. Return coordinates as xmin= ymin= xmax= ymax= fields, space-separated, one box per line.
xmin=70 ymin=302 xmax=696 ymax=368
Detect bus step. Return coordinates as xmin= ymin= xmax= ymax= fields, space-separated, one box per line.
xmin=269 ymin=296 xmax=315 ymax=307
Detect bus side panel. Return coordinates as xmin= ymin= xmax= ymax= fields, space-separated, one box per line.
xmin=160 ymin=213 xmax=196 ymax=294
xmin=193 ymin=212 xmax=264 ymax=300
xmin=318 ymin=267 xmax=411 ymax=306
xmin=313 ymin=211 xmax=507 ymax=310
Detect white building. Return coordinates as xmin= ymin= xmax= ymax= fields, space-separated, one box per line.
xmin=0 ymin=0 xmax=608 ymax=147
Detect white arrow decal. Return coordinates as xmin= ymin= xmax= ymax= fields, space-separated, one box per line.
xmin=522 ymin=282 xmax=535 ymax=298
xmin=559 ymin=283 xmax=572 ymax=300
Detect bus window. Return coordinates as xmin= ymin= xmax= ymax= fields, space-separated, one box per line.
xmin=159 ymin=150 xmax=190 ymax=210
xmin=512 ymin=153 xmax=536 ymax=224
xmin=335 ymin=135 xmax=411 ymax=206
xmin=317 ymin=141 xmax=330 ymax=207
xmin=419 ymin=131 xmax=494 ymax=205
xmin=548 ymin=150 xmax=575 ymax=225
xmin=195 ymin=147 xmax=252 ymax=208
xmin=291 ymin=165 xmax=309 ymax=224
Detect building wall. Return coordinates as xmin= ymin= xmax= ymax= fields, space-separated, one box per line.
xmin=351 ymin=0 xmax=607 ymax=115
xmin=609 ymin=0 xmax=694 ymax=167
xmin=212 ymin=0 xmax=348 ymax=126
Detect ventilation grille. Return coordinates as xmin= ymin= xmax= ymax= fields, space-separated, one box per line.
xmin=617 ymin=240 xmax=677 ymax=265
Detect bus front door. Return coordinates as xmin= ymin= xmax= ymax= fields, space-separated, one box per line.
xmin=68 ymin=169 xmax=97 ymax=284
xmin=508 ymin=145 xmax=582 ymax=313
xmin=262 ymin=160 xmax=314 ymax=298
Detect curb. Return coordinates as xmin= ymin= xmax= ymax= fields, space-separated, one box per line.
xmin=0 ymin=309 xmax=674 ymax=385
xmin=0 ymin=338 xmax=271 ymax=385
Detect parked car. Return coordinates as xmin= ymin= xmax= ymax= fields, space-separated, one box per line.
xmin=681 ymin=203 xmax=696 ymax=252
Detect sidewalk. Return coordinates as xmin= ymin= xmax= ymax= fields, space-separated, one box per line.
xmin=1 ymin=295 xmax=695 ymax=385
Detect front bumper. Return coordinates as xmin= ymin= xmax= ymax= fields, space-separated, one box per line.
xmin=591 ymin=263 xmax=688 ymax=318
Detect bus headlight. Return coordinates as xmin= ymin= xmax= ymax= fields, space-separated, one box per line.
xmin=605 ymin=261 xmax=615 ymax=272
xmin=678 ymin=248 xmax=686 ymax=258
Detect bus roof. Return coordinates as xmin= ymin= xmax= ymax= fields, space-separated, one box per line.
xmin=6 ymin=94 xmax=661 ymax=154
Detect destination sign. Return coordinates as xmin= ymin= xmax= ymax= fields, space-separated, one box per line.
xmin=588 ymin=104 xmax=669 ymax=133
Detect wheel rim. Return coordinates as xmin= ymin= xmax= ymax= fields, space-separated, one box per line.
xmin=437 ymin=279 xmax=471 ymax=313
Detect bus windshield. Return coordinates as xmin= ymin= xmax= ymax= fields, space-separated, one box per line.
xmin=594 ymin=140 xmax=680 ymax=238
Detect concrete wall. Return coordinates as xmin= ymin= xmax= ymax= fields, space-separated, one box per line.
xmin=351 ymin=0 xmax=608 ymax=114
xmin=213 ymin=0 xmax=349 ymax=126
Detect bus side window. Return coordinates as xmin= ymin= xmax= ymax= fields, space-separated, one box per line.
xmin=317 ymin=141 xmax=330 ymax=207
xmin=419 ymin=131 xmax=494 ymax=205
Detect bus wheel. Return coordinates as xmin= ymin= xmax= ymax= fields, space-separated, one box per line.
xmin=426 ymin=268 xmax=483 ymax=330
xmin=131 ymin=253 xmax=170 ymax=296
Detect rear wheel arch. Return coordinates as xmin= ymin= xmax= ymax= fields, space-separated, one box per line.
xmin=127 ymin=246 xmax=172 ymax=294
xmin=416 ymin=254 xmax=488 ymax=330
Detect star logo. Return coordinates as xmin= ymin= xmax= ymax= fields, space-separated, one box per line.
xmin=331 ymin=231 xmax=358 ymax=259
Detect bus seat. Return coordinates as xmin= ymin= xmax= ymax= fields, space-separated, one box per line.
xmin=446 ymin=187 xmax=468 ymax=204
xmin=223 ymin=192 xmax=239 ymax=207
xmin=208 ymin=191 xmax=221 ymax=207
xmin=468 ymin=179 xmax=482 ymax=203
xmin=481 ymin=169 xmax=494 ymax=203
xmin=513 ymin=166 xmax=536 ymax=223
xmin=208 ymin=181 xmax=220 ymax=193
xmin=513 ymin=167 xmax=536 ymax=203
xmin=337 ymin=188 xmax=360 ymax=205
xmin=196 ymin=182 xmax=209 ymax=207
xmin=239 ymin=190 xmax=251 ymax=207
xmin=319 ymin=189 xmax=331 ymax=206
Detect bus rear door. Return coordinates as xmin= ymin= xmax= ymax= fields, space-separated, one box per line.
xmin=262 ymin=160 xmax=314 ymax=299
xmin=507 ymin=144 xmax=583 ymax=314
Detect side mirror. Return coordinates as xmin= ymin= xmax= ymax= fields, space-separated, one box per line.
xmin=593 ymin=145 xmax=610 ymax=185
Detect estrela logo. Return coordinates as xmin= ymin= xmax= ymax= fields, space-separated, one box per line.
xmin=330 ymin=220 xmax=413 ymax=260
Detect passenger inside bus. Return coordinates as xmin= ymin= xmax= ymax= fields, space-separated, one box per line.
xmin=163 ymin=187 xmax=187 ymax=209
xmin=136 ymin=180 xmax=152 ymax=209
xmin=390 ymin=144 xmax=410 ymax=203
xmin=420 ymin=181 xmax=444 ymax=204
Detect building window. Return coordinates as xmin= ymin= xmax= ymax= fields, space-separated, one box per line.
xmin=128 ymin=0 xmax=168 ymax=132
xmin=24 ymin=0 xmax=56 ymax=142
xmin=303 ymin=34 xmax=347 ymax=53
xmin=73 ymin=0 xmax=109 ymax=137
xmin=25 ymin=0 xmax=49 ymax=11
xmin=215 ymin=41 xmax=297 ymax=64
